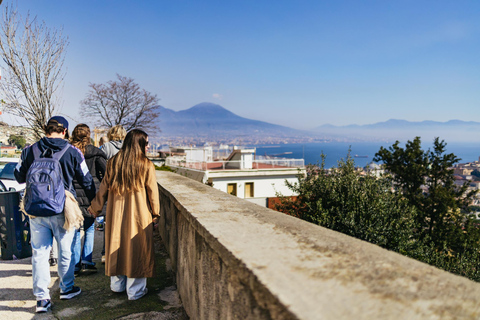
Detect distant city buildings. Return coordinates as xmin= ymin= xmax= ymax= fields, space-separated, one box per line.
xmin=452 ymin=158 xmax=480 ymax=206
xmin=0 ymin=123 xmax=35 ymax=146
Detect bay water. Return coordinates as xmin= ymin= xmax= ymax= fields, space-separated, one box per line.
xmin=253 ymin=141 xmax=480 ymax=168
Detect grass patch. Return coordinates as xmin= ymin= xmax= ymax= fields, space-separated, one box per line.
xmin=155 ymin=165 xmax=174 ymax=172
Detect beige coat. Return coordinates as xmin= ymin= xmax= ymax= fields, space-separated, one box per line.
xmin=89 ymin=161 xmax=160 ymax=278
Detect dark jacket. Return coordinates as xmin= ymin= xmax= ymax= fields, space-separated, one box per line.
xmin=73 ymin=145 xmax=107 ymax=217
xmin=14 ymin=137 xmax=96 ymax=214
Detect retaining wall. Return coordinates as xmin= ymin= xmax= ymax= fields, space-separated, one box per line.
xmin=156 ymin=171 xmax=480 ymax=320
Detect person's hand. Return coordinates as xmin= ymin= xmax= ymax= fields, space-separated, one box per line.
xmin=153 ymin=217 xmax=159 ymax=230
xmin=87 ymin=207 xmax=96 ymax=218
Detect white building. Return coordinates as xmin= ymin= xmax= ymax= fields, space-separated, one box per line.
xmin=166 ymin=146 xmax=305 ymax=207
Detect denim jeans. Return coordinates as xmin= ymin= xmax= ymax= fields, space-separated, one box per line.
xmin=30 ymin=214 xmax=75 ymax=300
xmin=72 ymin=217 xmax=95 ymax=271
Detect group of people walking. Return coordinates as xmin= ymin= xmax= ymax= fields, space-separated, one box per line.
xmin=14 ymin=116 xmax=160 ymax=313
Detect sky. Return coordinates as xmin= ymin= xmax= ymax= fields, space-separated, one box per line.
xmin=3 ymin=0 xmax=480 ymax=130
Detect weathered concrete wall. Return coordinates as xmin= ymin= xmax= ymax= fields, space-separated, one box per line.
xmin=156 ymin=171 xmax=480 ymax=320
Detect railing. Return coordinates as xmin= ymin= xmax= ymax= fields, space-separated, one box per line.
xmin=166 ymin=158 xmax=305 ymax=171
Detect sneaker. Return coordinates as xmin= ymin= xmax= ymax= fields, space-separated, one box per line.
xmin=36 ymin=299 xmax=52 ymax=313
xmin=81 ymin=263 xmax=97 ymax=274
xmin=101 ymin=255 xmax=105 ymax=264
xmin=60 ymin=286 xmax=81 ymax=300
xmin=48 ymin=258 xmax=57 ymax=267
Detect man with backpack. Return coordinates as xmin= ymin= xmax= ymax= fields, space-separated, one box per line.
xmin=14 ymin=116 xmax=96 ymax=313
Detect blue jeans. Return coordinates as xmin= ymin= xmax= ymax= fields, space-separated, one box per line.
xmin=72 ymin=217 xmax=95 ymax=271
xmin=30 ymin=214 xmax=76 ymax=300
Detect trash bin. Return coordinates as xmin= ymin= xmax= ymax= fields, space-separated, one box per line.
xmin=0 ymin=191 xmax=31 ymax=260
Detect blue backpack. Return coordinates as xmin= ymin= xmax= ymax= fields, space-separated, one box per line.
xmin=24 ymin=144 xmax=70 ymax=216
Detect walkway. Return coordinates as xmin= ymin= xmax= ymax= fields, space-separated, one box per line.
xmin=0 ymin=226 xmax=187 ymax=319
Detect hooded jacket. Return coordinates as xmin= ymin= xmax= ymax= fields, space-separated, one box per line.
xmin=14 ymin=137 xmax=96 ymax=216
xmin=73 ymin=144 xmax=107 ymax=216
xmin=101 ymin=140 xmax=123 ymax=160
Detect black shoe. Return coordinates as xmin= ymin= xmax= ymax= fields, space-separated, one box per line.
xmin=81 ymin=263 xmax=98 ymax=274
xmin=36 ymin=299 xmax=52 ymax=313
xmin=60 ymin=286 xmax=81 ymax=300
xmin=74 ymin=269 xmax=81 ymax=276
xmin=49 ymin=258 xmax=57 ymax=267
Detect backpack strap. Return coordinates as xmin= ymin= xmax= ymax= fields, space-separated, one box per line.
xmin=51 ymin=144 xmax=70 ymax=161
xmin=52 ymin=144 xmax=72 ymax=192
xmin=32 ymin=144 xmax=42 ymax=160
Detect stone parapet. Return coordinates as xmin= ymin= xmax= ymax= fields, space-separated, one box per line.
xmin=156 ymin=171 xmax=480 ymax=320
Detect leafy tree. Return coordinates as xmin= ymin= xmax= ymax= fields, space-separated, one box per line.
xmin=276 ymin=155 xmax=416 ymax=252
xmin=80 ymin=74 xmax=160 ymax=131
xmin=373 ymin=137 xmax=477 ymax=250
xmin=0 ymin=4 xmax=68 ymax=138
xmin=276 ymin=147 xmax=480 ymax=282
xmin=8 ymin=134 xmax=26 ymax=149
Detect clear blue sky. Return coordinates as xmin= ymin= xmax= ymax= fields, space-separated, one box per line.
xmin=6 ymin=0 xmax=480 ymax=130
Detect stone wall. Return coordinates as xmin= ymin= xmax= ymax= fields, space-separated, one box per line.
xmin=156 ymin=171 xmax=480 ymax=320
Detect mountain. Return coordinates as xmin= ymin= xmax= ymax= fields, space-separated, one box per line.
xmin=154 ymin=103 xmax=480 ymax=143
xmin=155 ymin=102 xmax=309 ymax=140
xmin=313 ymin=119 xmax=480 ymax=142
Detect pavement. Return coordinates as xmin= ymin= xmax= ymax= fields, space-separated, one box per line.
xmin=0 ymin=224 xmax=188 ymax=320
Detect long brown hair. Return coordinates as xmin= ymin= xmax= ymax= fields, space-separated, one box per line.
xmin=107 ymin=129 xmax=150 ymax=195
xmin=70 ymin=124 xmax=91 ymax=154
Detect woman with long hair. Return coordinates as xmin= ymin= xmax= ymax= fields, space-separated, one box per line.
xmin=88 ymin=129 xmax=160 ymax=300
xmin=70 ymin=124 xmax=107 ymax=275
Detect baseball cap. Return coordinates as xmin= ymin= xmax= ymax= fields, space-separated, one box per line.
xmin=47 ymin=116 xmax=69 ymax=130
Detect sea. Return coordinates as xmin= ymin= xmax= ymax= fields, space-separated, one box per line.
xmin=251 ymin=141 xmax=480 ymax=169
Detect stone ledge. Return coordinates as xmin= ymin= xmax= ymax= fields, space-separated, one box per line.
xmin=156 ymin=171 xmax=480 ymax=320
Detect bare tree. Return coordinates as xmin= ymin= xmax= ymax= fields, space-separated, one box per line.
xmin=80 ymin=74 xmax=160 ymax=132
xmin=0 ymin=4 xmax=68 ymax=138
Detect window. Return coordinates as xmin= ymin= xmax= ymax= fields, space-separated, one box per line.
xmin=227 ymin=183 xmax=237 ymax=196
xmin=245 ymin=182 xmax=254 ymax=198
